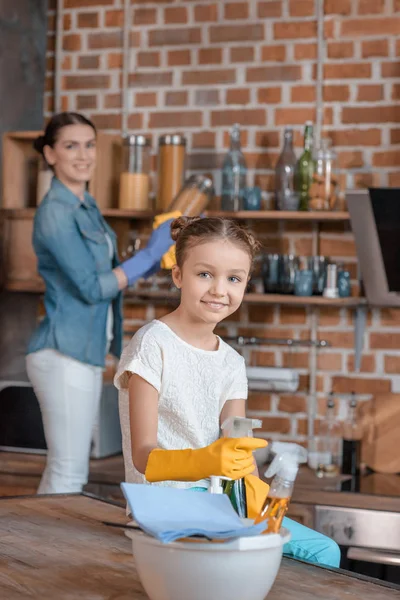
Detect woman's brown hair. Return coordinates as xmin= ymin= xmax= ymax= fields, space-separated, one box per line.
xmin=171 ymin=216 xmax=261 ymax=270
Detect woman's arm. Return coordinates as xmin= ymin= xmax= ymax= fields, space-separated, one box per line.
xmin=220 ymin=399 xmax=259 ymax=477
xmin=128 ymin=373 xmax=159 ymax=474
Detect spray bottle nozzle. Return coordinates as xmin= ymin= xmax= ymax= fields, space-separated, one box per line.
xmin=209 ymin=476 xmax=232 ymax=494
xmin=221 ymin=416 xmax=262 ymax=438
xmin=264 ymin=442 xmax=308 ymax=482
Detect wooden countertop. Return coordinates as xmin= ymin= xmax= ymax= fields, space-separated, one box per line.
xmin=0 ymin=494 xmax=398 ymax=599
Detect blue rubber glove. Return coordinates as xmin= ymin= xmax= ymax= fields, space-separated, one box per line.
xmin=121 ymin=219 xmax=173 ymax=286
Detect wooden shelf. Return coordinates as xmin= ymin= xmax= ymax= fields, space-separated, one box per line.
xmin=125 ymin=288 xmax=366 ymax=308
xmin=102 ymin=208 xmax=154 ymax=219
xmin=205 ymin=210 xmax=350 ymax=221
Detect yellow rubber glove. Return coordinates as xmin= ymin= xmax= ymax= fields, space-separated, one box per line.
xmin=145 ymin=437 xmax=268 ymax=483
xmin=153 ymin=210 xmax=182 ymax=270
xmin=245 ymin=475 xmax=270 ymax=520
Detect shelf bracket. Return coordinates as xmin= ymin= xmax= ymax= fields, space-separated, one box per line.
xmin=354 ymin=306 xmax=367 ymax=372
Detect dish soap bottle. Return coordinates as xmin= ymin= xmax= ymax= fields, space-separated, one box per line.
xmin=220 ymin=416 xmax=262 ymax=518
xmin=255 ymin=442 xmax=307 ymax=533
xmin=221 ymin=123 xmax=247 ymax=212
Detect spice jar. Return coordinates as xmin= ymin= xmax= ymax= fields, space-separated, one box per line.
xmin=167 ymin=174 xmax=214 ymax=216
xmin=309 ymin=138 xmax=338 ymax=211
xmin=119 ymin=135 xmax=151 ymax=211
xmin=36 ymin=157 xmax=53 ymax=205
xmin=156 ymin=134 xmax=186 ymax=212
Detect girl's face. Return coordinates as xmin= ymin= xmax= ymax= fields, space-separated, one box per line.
xmin=172 ymin=239 xmax=251 ymax=326
xmin=44 ymin=124 xmax=96 ymax=187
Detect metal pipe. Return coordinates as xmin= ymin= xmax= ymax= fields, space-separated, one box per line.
xmin=224 ymin=336 xmax=330 ymax=348
xmin=54 ymin=0 xmax=64 ymax=114
xmin=315 ymin=0 xmax=325 ymax=148
xmin=121 ymin=0 xmax=131 ymax=136
xmin=308 ymin=307 xmax=319 ymax=441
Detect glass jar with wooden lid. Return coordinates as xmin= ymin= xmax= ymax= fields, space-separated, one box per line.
xmin=167 ymin=174 xmax=214 ymax=216
xmin=119 ymin=134 xmax=151 ymax=211
xmin=156 ymin=134 xmax=186 ymax=212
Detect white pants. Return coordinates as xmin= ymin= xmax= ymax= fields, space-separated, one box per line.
xmin=26 ymin=349 xmax=103 ymax=494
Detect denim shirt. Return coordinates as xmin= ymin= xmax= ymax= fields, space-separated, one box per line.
xmin=27 ymin=177 xmax=123 ymax=367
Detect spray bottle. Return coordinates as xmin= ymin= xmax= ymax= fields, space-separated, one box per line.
xmin=255 ymin=442 xmax=307 ymax=533
xmin=214 ymin=417 xmax=262 ymax=518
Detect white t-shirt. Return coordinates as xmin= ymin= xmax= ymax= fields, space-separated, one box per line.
xmin=114 ymin=319 xmax=248 ymax=489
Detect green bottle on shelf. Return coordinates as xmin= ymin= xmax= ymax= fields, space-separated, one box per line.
xmin=295 ymin=121 xmax=314 ymax=211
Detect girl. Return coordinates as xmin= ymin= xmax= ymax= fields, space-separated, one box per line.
xmin=26 ymin=112 xmax=173 ymax=495
xmin=115 ymin=216 xmax=340 ymax=568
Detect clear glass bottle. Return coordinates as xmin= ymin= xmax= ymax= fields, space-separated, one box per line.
xmin=221 ymin=123 xmax=247 ymax=211
xmin=342 ymin=392 xmax=362 ymax=477
xmin=309 ymin=138 xmax=339 ymax=211
xmin=318 ymin=393 xmax=342 ymax=477
xmin=275 ymin=128 xmax=297 ymax=211
xmin=294 ymin=121 xmax=314 ymax=211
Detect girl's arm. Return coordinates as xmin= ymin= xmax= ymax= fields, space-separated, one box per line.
xmin=220 ymin=399 xmax=259 ymax=477
xmin=128 ymin=373 xmax=159 ymax=474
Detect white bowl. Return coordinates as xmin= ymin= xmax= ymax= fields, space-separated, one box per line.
xmin=126 ymin=527 xmax=290 ymax=600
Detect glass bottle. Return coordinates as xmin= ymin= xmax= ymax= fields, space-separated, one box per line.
xmin=221 ymin=123 xmax=247 ymax=211
xmin=275 ymin=128 xmax=297 ymax=211
xmin=318 ymin=393 xmax=342 ymax=477
xmin=342 ymin=393 xmax=362 ymax=477
xmin=309 ymin=138 xmax=338 ymax=211
xmin=294 ymin=121 xmax=314 ymax=211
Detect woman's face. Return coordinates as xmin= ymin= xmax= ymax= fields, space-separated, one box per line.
xmin=44 ymin=124 xmax=96 ymax=187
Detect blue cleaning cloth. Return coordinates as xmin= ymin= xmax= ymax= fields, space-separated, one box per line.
xmin=121 ymin=483 xmax=266 ymax=544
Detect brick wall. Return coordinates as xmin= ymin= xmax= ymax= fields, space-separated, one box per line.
xmin=46 ymin=0 xmax=400 ymax=441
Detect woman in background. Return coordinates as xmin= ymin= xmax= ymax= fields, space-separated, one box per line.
xmin=26 ymin=112 xmax=173 ymax=494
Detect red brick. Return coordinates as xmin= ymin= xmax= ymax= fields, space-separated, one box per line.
xmin=342 ymin=18 xmax=400 ymax=37
xmin=279 ymin=307 xmax=307 ymax=324
xmin=63 ymin=75 xmax=110 ymax=90
xmin=392 ymin=84 xmax=400 ymax=100
xmin=165 ymin=6 xmax=188 ymax=24
xmin=297 ymin=419 xmax=322 ymax=436
xmin=390 ymin=128 xmax=400 ymax=144
xmin=247 ymin=305 xmax=275 ymax=323
xmin=337 ymin=151 xmax=364 ymax=168
xmin=247 ymin=393 xmax=272 ymax=412
xmin=246 ymin=65 xmax=301 ymax=83
xmin=261 ymin=45 xmax=286 ymax=62
xmin=289 ymin=0 xmax=315 ymax=16
xmin=105 ymin=9 xmax=123 ymax=27
xmin=168 ymin=50 xmax=191 ymax=66
xmin=62 ymin=56 xmax=72 ymax=70
xmin=358 ymin=0 xmax=385 ymax=14
xmin=107 ymin=52 xmax=122 ymax=69
xmin=254 ymin=174 xmax=275 ymax=190
xmin=278 ymin=395 xmax=307 ymax=413
xmin=324 ymin=85 xmax=350 ymax=102
xmin=384 ymin=355 xmax=400 ymax=374
xmin=274 ymin=21 xmax=317 ymax=39
xmin=343 ymin=106 xmax=400 ymax=124
xmin=396 ymin=0 xmax=400 ymax=11
xmin=282 ymin=352 xmax=309 ymax=369
xmin=257 ymin=1 xmax=282 ymax=18
xmin=211 ymin=109 xmax=266 ymax=127
xmin=370 ymin=333 xmax=400 ymax=349
xmin=63 ymin=34 xmax=81 ymax=52
xmin=249 ymin=351 xmax=277 ymax=367
xmin=78 ymin=55 xmax=99 ymax=69
xmin=137 ymin=51 xmax=160 ymax=68
xmin=76 ymin=94 xmax=97 ymax=110
xmin=317 ymin=331 xmax=354 ymax=349
xmin=210 ymin=24 xmax=264 ymax=43
xmin=127 ymin=114 xmax=143 ymax=130
xmin=373 ymin=150 xmax=400 ymax=167
xmin=357 ymin=84 xmax=383 ymax=102
xmin=347 ymin=354 xmax=376 ymax=373
xmin=65 ymin=0 xmax=112 ymax=6
xmin=77 ymin=12 xmax=98 ymax=28
xmin=134 ymin=8 xmax=157 ymax=25
xmin=165 ymin=91 xmax=188 ymax=107
xmin=324 ymin=0 xmax=352 ymax=15
xmin=257 ymin=87 xmax=282 ymax=104
xmin=354 ymin=172 xmax=382 ymax=188
xmin=244 ymin=153 xmax=279 ymax=169
xmin=226 ymin=89 xmax=251 ymax=105
xmin=230 ymin=46 xmax=255 ymax=63
xmin=194 ymin=3 xmax=218 ymax=22
xmin=149 ymin=111 xmax=202 ymax=129
xmin=328 ymin=128 xmax=381 ymax=146
xmin=224 ymin=2 xmax=249 ymax=19
xmin=192 ymin=131 xmax=216 ymax=149
xmin=63 ymin=14 xmax=71 ymax=30
xmin=149 ymin=28 xmax=201 ymax=46
xmin=194 ymin=89 xmax=220 ymax=106
xmin=332 ymin=377 xmax=391 ymax=394
xmin=198 ymin=48 xmax=223 ymax=65
xmin=294 ymin=43 xmax=317 ymax=60
xmin=276 ymin=107 xmax=333 ymax=126
xmin=291 ymin=85 xmax=315 ymax=103
xmin=104 ymin=93 xmax=122 ymax=109
xmin=88 ymin=32 xmax=123 ymax=50
xmin=128 ymin=71 xmax=173 ymax=88
xmin=319 ymin=237 xmax=356 ymax=256
xmin=317 ymin=353 xmax=343 ymax=371
xmin=389 ymin=172 xmax=400 ymax=186
xmin=135 ymin=92 xmax=157 ymax=108
xmin=361 ymin=39 xmax=389 ymax=58
xmin=91 ymin=114 xmax=121 ymax=130
xmin=382 ymin=62 xmax=400 ymax=78
xmin=324 ymin=62 xmax=371 ymax=79
xmin=261 ymin=417 xmax=291 ymax=434
xmin=183 ymin=69 xmax=236 ymax=86
xmin=255 ymin=131 xmax=281 ymax=148
xmin=327 ymin=41 xmax=354 ymax=59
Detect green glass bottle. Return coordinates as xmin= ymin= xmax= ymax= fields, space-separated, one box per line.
xmin=295 ymin=122 xmax=314 ymax=211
